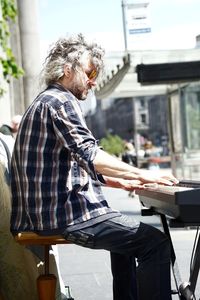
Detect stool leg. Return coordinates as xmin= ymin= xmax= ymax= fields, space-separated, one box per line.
xmin=44 ymin=244 xmax=49 ymax=275
xmin=37 ymin=245 xmax=57 ymax=300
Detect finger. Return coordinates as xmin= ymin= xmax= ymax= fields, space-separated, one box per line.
xmin=143 ymin=183 xmax=158 ymax=189
xmin=162 ymin=176 xmax=179 ymax=184
xmin=156 ymin=178 xmax=174 ymax=186
xmin=125 ymin=184 xmax=144 ymax=191
xmin=130 ymin=180 xmax=143 ymax=185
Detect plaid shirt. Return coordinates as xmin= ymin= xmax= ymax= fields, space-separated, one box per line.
xmin=10 ymin=84 xmax=118 ymax=234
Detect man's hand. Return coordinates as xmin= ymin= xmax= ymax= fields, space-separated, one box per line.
xmin=104 ymin=176 xmax=145 ymax=191
xmin=119 ymin=179 xmax=145 ymax=191
xmin=138 ymin=170 xmax=179 ymax=186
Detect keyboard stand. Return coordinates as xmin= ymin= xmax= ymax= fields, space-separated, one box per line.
xmin=189 ymin=229 xmax=200 ymax=295
xmin=142 ymin=208 xmax=197 ymax=299
xmin=160 ymin=213 xmax=197 ymax=300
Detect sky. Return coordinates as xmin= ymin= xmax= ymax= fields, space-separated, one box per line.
xmin=38 ymin=0 xmax=200 ymax=59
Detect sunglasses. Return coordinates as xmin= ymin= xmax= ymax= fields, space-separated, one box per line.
xmin=87 ymin=69 xmax=97 ymax=81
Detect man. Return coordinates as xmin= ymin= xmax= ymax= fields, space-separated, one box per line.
xmin=0 ymin=114 xmax=22 ymax=138
xmin=0 ymin=133 xmax=14 ymax=184
xmin=10 ymin=34 xmax=178 ymax=300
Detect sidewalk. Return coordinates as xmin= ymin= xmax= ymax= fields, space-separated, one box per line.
xmin=57 ymin=184 xmax=200 ymax=300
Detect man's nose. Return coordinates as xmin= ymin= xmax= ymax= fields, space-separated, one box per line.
xmin=87 ymin=79 xmax=97 ymax=88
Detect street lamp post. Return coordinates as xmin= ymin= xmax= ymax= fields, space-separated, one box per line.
xmin=121 ymin=0 xmax=128 ymax=52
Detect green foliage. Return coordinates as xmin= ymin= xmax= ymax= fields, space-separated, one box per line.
xmin=0 ymin=0 xmax=24 ymax=96
xmin=100 ymin=133 xmax=125 ymax=156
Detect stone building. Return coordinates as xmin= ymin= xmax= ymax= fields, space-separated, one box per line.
xmin=0 ymin=0 xmax=40 ymax=125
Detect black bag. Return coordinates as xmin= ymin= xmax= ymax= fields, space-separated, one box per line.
xmin=0 ymin=136 xmax=12 ymax=185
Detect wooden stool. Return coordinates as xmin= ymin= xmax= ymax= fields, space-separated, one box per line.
xmin=15 ymin=232 xmax=71 ymax=300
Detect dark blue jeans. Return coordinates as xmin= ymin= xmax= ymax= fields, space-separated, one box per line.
xmin=62 ymin=215 xmax=172 ymax=300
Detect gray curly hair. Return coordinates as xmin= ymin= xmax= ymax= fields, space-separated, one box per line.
xmin=40 ymin=33 xmax=105 ymax=87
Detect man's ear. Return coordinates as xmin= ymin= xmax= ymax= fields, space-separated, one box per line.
xmin=63 ymin=64 xmax=72 ymax=78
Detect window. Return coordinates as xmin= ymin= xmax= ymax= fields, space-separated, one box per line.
xmin=140 ymin=113 xmax=146 ymax=124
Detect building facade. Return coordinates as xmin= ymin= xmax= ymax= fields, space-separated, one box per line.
xmin=0 ymin=0 xmax=40 ymax=125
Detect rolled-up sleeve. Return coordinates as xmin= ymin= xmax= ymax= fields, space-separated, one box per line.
xmin=51 ymin=98 xmax=100 ymax=180
xmin=72 ymin=141 xmax=100 ymax=180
